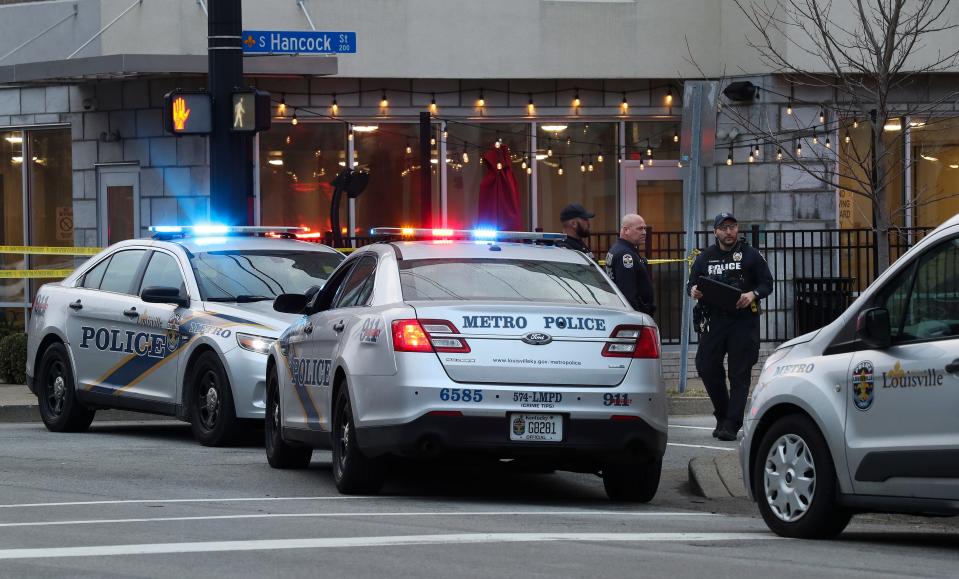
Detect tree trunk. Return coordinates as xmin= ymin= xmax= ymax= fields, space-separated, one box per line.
xmin=873 ymin=122 xmax=891 ymax=272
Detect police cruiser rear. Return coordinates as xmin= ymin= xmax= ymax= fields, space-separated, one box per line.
xmin=741 ymin=213 xmax=959 ymax=538
xmin=26 ymin=226 xmax=344 ymax=446
xmin=265 ymin=228 xmax=666 ymax=502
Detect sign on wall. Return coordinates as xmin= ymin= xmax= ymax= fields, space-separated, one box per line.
xmin=241 ymin=30 xmax=356 ymax=54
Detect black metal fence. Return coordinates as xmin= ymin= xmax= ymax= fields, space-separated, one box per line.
xmin=323 ymin=227 xmax=931 ymax=345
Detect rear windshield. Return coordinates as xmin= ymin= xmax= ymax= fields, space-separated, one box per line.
xmin=399 ymin=258 xmax=623 ymax=306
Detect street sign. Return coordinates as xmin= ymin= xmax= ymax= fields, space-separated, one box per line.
xmin=163 ymin=90 xmax=212 ymax=135
xmin=231 ymin=89 xmax=272 ymax=133
xmin=241 ymin=30 xmax=356 ymax=54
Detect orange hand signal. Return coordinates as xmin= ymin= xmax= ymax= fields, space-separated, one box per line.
xmin=172 ymin=96 xmax=191 ymax=131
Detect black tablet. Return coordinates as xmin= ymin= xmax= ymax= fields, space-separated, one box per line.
xmin=696 ymin=276 xmax=743 ymax=311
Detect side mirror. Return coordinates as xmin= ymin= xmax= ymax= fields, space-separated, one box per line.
xmin=273 ymin=293 xmax=309 ymax=314
xmin=141 ymin=286 xmax=190 ymax=308
xmin=857 ymin=307 xmax=891 ymax=350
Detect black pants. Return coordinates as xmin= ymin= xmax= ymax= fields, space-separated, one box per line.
xmin=695 ymin=313 xmax=760 ymax=432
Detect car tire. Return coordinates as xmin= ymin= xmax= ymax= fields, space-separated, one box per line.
xmin=188 ymin=351 xmax=240 ymax=447
xmin=753 ymin=414 xmax=852 ymax=539
xmin=332 ymin=384 xmax=385 ymax=494
xmin=602 ymin=457 xmax=662 ymax=502
xmin=36 ymin=343 xmax=95 ymax=432
xmin=265 ymin=367 xmax=312 ymax=469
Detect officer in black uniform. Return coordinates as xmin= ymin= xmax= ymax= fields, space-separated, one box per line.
xmin=606 ymin=213 xmax=655 ymax=315
xmin=687 ymin=212 xmax=773 ymax=441
xmin=555 ymin=203 xmax=594 ymax=257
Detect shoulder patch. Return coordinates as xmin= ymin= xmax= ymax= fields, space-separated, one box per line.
xmin=622 ymin=254 xmax=634 ymax=268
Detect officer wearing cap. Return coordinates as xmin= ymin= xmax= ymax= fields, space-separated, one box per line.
xmin=687 ymin=212 xmax=773 ymax=441
xmin=556 ymin=203 xmax=594 ymax=257
xmin=606 ymin=213 xmax=655 ymax=315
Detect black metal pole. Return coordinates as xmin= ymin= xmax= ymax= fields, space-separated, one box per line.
xmin=208 ymin=0 xmax=250 ymax=225
xmin=419 ymin=111 xmax=432 ymax=227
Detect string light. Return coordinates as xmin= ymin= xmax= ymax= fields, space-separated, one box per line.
xmin=639 ymin=156 xmax=645 ymax=170
xmin=477 ymin=89 xmax=485 ymax=108
xmin=521 ymin=157 xmax=528 ymax=170
xmin=853 ymin=119 xmax=859 ymax=129
xmin=621 ymin=93 xmax=629 ymax=112
xmin=786 ymin=101 xmax=793 ymax=115
xmin=812 ymin=131 xmax=818 ymax=145
xmin=665 ymin=86 xmax=673 ymax=105
xmin=406 ymin=144 xmax=412 ymax=155
xmin=796 ymin=141 xmax=802 ymax=156
xmin=777 ymin=148 xmax=783 ymax=161
xmin=819 ymin=108 xmax=826 ymax=124
xmin=496 ymin=161 xmax=503 ymax=170
xmin=580 ymin=157 xmax=586 ymax=172
xmin=673 ymin=131 xmax=679 ymax=143
xmin=495 ymin=137 xmax=502 ymax=149
xmin=527 ymin=94 xmax=535 ymax=115
xmin=844 ymin=133 xmax=851 ymax=144
xmin=558 ymin=163 xmax=564 ymax=175
xmin=726 ymin=148 xmax=733 ymax=165
xmin=825 ymin=136 xmax=831 ymax=149
xmin=646 ymin=143 xmax=652 ymax=157
xmin=597 ymin=153 xmax=604 ymax=163
xmin=429 ymin=93 xmax=437 ymax=114
xmin=380 ymin=91 xmax=388 ymax=108
xmin=748 ymin=148 xmax=755 ymax=163
xmin=677 ymin=160 xmax=683 ymax=168
xmin=573 ymin=89 xmax=581 ymax=108
xmin=462 ymin=147 xmax=469 ymax=163
xmin=588 ymin=157 xmax=594 ymax=172
xmin=547 ymin=144 xmax=553 ymax=157
xmin=526 ymin=166 xmax=532 ymax=175
xmin=278 ymin=95 xmax=286 ymax=116
xmin=442 ymin=123 xmax=448 ymax=140
xmin=331 ymin=94 xmax=338 ymax=114
xmin=347 ymin=125 xmax=353 ymax=141
xmin=291 ymin=111 xmax=298 ymax=126
xmin=646 ymin=156 xmax=653 ymax=166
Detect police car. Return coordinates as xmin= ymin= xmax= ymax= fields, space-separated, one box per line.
xmin=741 ymin=213 xmax=959 ymax=538
xmin=26 ymin=225 xmax=344 ymax=446
xmin=264 ymin=228 xmax=667 ymax=502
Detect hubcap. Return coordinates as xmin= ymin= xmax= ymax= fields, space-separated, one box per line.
xmin=337 ymin=411 xmax=350 ymax=472
xmin=206 ymin=387 xmax=219 ymax=413
xmin=764 ymin=433 xmax=816 ymax=523
xmin=47 ymin=369 xmax=66 ymax=415
xmin=197 ymin=372 xmax=220 ymax=429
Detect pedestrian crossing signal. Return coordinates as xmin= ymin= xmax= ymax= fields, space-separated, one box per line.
xmin=231 ymin=89 xmax=271 ymax=133
xmin=163 ymin=90 xmax=212 ymax=135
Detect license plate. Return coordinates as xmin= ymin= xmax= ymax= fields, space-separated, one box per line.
xmin=509 ymin=413 xmax=563 ymax=442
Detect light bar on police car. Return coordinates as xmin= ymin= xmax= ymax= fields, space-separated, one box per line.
xmin=369 ymin=227 xmax=566 ymax=241
xmin=148 ymin=225 xmax=308 ymax=238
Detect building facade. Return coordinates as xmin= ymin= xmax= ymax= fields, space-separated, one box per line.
xmin=1 ymin=0 xmax=957 ymax=338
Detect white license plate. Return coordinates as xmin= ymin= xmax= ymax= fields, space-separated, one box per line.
xmin=509 ymin=413 xmax=563 ymax=442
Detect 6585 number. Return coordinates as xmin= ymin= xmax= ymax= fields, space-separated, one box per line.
xmin=439 ymin=388 xmax=483 ymax=402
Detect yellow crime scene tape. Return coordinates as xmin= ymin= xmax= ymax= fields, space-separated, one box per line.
xmin=0 ymin=245 xmax=102 ymax=256
xmin=0 ymin=269 xmax=77 ymax=279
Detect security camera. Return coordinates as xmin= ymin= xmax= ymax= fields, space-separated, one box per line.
xmin=82 ymin=97 xmax=97 ymax=111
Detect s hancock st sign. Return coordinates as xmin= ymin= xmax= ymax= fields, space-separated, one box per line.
xmin=241 ymin=30 xmax=357 ymax=54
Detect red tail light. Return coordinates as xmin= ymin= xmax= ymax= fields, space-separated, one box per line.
xmin=391 ymin=319 xmax=470 ymax=353
xmin=601 ymin=325 xmax=660 ymax=359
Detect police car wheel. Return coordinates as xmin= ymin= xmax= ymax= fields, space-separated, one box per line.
xmin=265 ymin=368 xmax=312 ymax=469
xmin=331 ymin=384 xmax=385 ymax=495
xmin=753 ymin=414 xmax=852 ymax=539
xmin=188 ymin=351 xmax=239 ymax=447
xmin=37 ymin=343 xmax=95 ymax=433
xmin=602 ymin=457 xmax=662 ymax=502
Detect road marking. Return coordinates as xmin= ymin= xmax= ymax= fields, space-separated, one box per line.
xmin=0 ymin=496 xmax=390 ymax=509
xmin=668 ymin=424 xmax=715 ymax=431
xmin=0 ymin=510 xmax=718 ymax=529
xmin=668 ymin=442 xmax=737 ymax=452
xmin=0 ymin=532 xmax=781 ymax=560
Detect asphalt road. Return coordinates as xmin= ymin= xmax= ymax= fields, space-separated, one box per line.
xmin=0 ymin=419 xmax=956 ymax=578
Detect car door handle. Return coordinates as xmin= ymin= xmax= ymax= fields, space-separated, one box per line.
xmin=123 ymin=307 xmax=139 ymax=318
xmin=333 ymin=321 xmax=345 ymax=332
xmin=946 ymin=359 xmax=959 ymax=374
xmin=69 ymin=300 xmax=82 ymax=311
xmin=303 ymin=324 xmax=313 ymax=335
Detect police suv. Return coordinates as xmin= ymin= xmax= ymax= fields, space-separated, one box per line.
xmin=264 ymin=228 xmax=667 ymax=502
xmin=742 ymin=213 xmax=959 ymax=538
xmin=26 ymin=226 xmax=344 ymax=446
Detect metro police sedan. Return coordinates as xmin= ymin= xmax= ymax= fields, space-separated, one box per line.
xmin=26 ymin=226 xmax=344 ymax=446
xmin=265 ymin=229 xmax=667 ymax=501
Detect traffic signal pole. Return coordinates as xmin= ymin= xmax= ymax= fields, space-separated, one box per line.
xmin=208 ymin=0 xmax=250 ymax=225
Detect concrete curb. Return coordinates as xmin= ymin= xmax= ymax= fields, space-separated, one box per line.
xmin=0 ymin=404 xmax=178 ymax=424
xmin=688 ymin=453 xmax=748 ymax=499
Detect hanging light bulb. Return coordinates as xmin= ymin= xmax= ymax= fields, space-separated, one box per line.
xmin=405 ymin=144 xmax=412 ymax=155
xmin=853 ymin=119 xmax=859 ymax=129
xmin=646 ymin=143 xmax=652 ymax=157
xmin=621 ymin=93 xmax=629 ymax=112
xmin=380 ymin=91 xmax=389 ymax=108
xmin=331 ymin=94 xmax=338 ymax=114
xmin=673 ymin=131 xmax=679 ymax=143
xmin=677 ymin=160 xmax=683 ymax=168
xmin=526 ymin=166 xmax=532 ymax=175
xmin=617 ymin=156 xmax=622 ymax=164
xmin=442 ymin=124 xmax=448 ymax=140
xmin=521 ymin=157 xmax=528 ymax=170
xmin=462 ymin=148 xmax=469 ymax=164
xmin=429 ymin=93 xmax=437 ymax=114
xmin=477 ymin=89 xmax=485 ymax=108
xmin=639 ymin=158 xmax=646 ymax=171
xmin=278 ymin=95 xmax=287 ymax=116
xmin=597 ymin=153 xmax=604 ymax=163
xmin=291 ymin=111 xmax=298 ymax=126
xmin=844 ymin=132 xmax=851 ymax=144
xmin=786 ymin=102 xmax=793 ymax=115
xmin=754 ymin=144 xmax=761 ymax=157
xmin=496 ymin=161 xmax=503 ymax=170
xmin=430 ymin=136 xmax=436 ymax=146
xmin=665 ymin=87 xmax=673 ymax=105
xmin=495 ymin=137 xmax=502 ymax=149
xmin=348 ymin=125 xmax=353 ymax=141
xmin=825 ymin=136 xmax=831 ymax=149
xmin=646 ymin=156 xmax=653 ymax=166
xmin=588 ymin=158 xmax=594 ymax=172
xmin=726 ymin=149 xmax=733 ymax=165
xmin=572 ymin=89 xmax=581 ymax=108
xmin=796 ymin=141 xmax=803 ymax=156
xmin=558 ymin=164 xmax=564 ymax=176
xmin=547 ymin=145 xmax=553 ymax=157
xmin=777 ymin=148 xmax=783 ymax=161
xmin=748 ymin=150 xmax=755 ymax=163
xmin=819 ymin=108 xmax=826 ymax=124
xmin=580 ymin=158 xmax=586 ymax=172
xmin=812 ymin=131 xmax=818 ymax=145
xmin=527 ymin=94 xmax=535 ymax=115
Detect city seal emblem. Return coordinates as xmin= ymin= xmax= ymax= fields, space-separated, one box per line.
xmin=852 ymin=360 xmax=875 ymax=411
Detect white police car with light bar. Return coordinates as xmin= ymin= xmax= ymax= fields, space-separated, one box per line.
xmin=26 ymin=225 xmax=344 ymax=446
xmin=265 ymin=228 xmax=667 ymax=501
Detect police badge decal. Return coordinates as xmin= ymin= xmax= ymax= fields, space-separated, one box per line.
xmin=622 ymin=254 xmax=634 ymax=268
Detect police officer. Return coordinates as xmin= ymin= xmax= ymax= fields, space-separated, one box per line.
xmin=606 ymin=213 xmax=655 ymax=315
xmin=556 ymin=203 xmax=594 ymax=257
xmin=687 ymin=212 xmax=773 ymax=441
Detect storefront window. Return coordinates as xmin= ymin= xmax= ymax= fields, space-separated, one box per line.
xmin=911 ymin=117 xmax=959 ymax=229
xmin=354 ymin=123 xmax=439 ymax=230
xmin=28 ymin=129 xmax=73 ymax=303
xmin=838 ymin=120 xmax=904 ymax=229
xmin=536 ymin=122 xmax=618 ymax=234
xmin=1 ymin=130 xmax=26 ymax=330
xmin=259 ymin=122 xmax=347 ymax=237
xmin=446 ymin=122 xmax=530 ymax=230
xmin=626 ymin=120 xmax=682 ymax=162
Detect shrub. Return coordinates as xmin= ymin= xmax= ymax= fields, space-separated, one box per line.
xmin=0 ymin=333 xmax=28 ymax=385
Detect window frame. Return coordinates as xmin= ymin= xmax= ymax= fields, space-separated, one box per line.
xmin=96 ymin=249 xmax=149 ymax=296
xmin=331 ymin=256 xmax=378 ymax=309
xmin=137 ymin=250 xmax=189 ymax=299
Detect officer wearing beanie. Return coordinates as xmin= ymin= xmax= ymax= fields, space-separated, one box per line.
xmin=606 ymin=213 xmax=655 ymax=315
xmin=555 ymin=203 xmax=594 ymax=257
xmin=687 ymin=212 xmax=773 ymax=441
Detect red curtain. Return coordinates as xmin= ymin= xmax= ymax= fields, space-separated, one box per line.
xmin=477 ymin=144 xmax=522 ymax=231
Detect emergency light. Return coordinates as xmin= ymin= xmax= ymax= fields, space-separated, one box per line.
xmin=149 ymin=225 xmax=308 ymax=239
xmin=369 ymin=228 xmax=566 ymax=242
